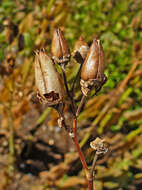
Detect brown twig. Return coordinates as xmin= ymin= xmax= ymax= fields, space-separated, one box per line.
xmin=61 ymin=65 xmax=71 ymax=98
xmin=90 ymin=153 xmax=98 ymax=189
xmin=61 ymin=65 xmax=76 ymax=116
xmin=71 ymin=64 xmax=82 ymax=94
xmin=76 ymin=94 xmax=86 ymax=117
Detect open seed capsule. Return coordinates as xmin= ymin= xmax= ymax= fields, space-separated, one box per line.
xmin=35 ymin=49 xmax=65 ymax=106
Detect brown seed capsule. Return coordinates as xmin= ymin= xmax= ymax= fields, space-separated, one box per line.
xmin=72 ymin=36 xmax=89 ymax=64
xmin=80 ymin=39 xmax=107 ymax=96
xmin=90 ymin=137 xmax=108 ymax=155
xmin=35 ymin=49 xmax=65 ymax=106
xmin=51 ymin=28 xmax=70 ymax=65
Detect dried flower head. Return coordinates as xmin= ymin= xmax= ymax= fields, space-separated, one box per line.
xmin=51 ymin=28 xmax=70 ymax=65
xmin=35 ymin=49 xmax=65 ymax=106
xmin=72 ymin=36 xmax=89 ymax=64
xmin=80 ymin=39 xmax=107 ymax=96
xmin=90 ymin=137 xmax=108 ymax=155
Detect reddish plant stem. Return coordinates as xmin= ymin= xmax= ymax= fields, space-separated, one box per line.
xmin=72 ymin=118 xmax=93 ymax=190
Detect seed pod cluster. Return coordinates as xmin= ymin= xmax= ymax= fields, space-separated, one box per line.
xmin=80 ymin=39 xmax=107 ymax=96
xmin=35 ymin=49 xmax=64 ymax=106
xmin=34 ymin=29 xmax=107 ymax=107
xmin=51 ymin=28 xmax=70 ymax=65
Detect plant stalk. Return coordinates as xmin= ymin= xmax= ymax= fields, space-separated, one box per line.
xmin=71 ymin=64 xmax=82 ymax=94
xmin=90 ymin=153 xmax=98 ymax=189
xmin=72 ymin=118 xmax=93 ymax=190
xmin=76 ymin=94 xmax=86 ymax=116
xmin=61 ymin=65 xmax=76 ymax=116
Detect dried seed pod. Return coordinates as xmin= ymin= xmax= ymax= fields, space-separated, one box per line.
xmin=80 ymin=39 xmax=107 ymax=96
xmin=51 ymin=28 xmax=70 ymax=65
xmin=35 ymin=49 xmax=65 ymax=106
xmin=72 ymin=36 xmax=89 ymax=64
xmin=90 ymin=137 xmax=108 ymax=155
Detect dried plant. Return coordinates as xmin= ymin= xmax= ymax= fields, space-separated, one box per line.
xmin=80 ymin=39 xmax=107 ymax=96
xmin=72 ymin=36 xmax=89 ymax=64
xmin=51 ymin=28 xmax=70 ymax=65
xmin=34 ymin=28 xmax=108 ymax=190
xmin=35 ymin=49 xmax=65 ymax=106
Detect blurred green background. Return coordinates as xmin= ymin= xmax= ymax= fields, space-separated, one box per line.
xmin=0 ymin=0 xmax=142 ymax=189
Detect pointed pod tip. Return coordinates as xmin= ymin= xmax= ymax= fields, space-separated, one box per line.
xmin=40 ymin=48 xmax=45 ymax=52
xmin=34 ymin=48 xmax=46 ymax=56
xmin=78 ymin=35 xmax=85 ymax=41
xmin=34 ymin=50 xmax=39 ymax=55
xmin=72 ymin=36 xmax=89 ymax=64
xmin=53 ymin=28 xmax=59 ymax=34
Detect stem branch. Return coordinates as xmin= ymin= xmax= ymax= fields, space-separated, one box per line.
xmin=72 ymin=119 xmax=93 ymax=190
xmin=71 ymin=64 xmax=82 ymax=94
xmin=61 ymin=65 xmax=76 ymax=116
xmin=90 ymin=153 xmax=98 ymax=189
xmin=76 ymin=95 xmax=86 ymax=117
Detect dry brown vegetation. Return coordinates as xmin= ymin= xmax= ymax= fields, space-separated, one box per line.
xmin=0 ymin=0 xmax=142 ymax=189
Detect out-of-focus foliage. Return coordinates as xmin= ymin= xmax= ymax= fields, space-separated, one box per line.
xmin=0 ymin=0 xmax=142 ymax=189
